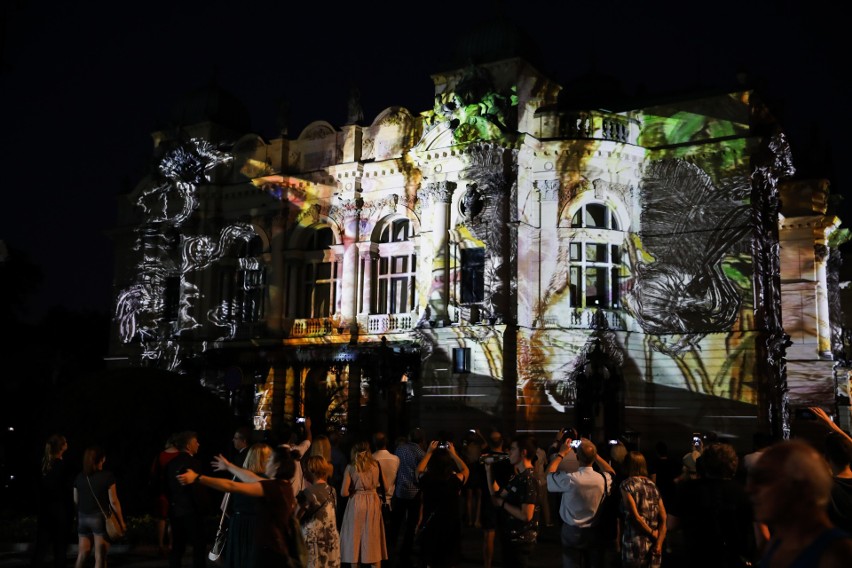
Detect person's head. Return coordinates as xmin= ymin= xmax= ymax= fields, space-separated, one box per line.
xmin=244 ymin=443 xmax=272 ymax=475
xmin=41 ymin=434 xmax=68 ymax=475
xmin=350 ymin=440 xmax=378 ymax=472
xmin=165 ymin=433 xmax=178 ymax=450
xmin=268 ymin=446 xmax=297 ymax=481
xmin=304 ymin=455 xmax=333 ymax=483
xmin=625 ymin=451 xmax=649 ymax=477
xmin=508 ymin=434 xmax=538 ymax=468
xmin=701 ymin=443 xmax=738 ymax=480
xmin=488 ymin=430 xmax=504 ymax=451
xmin=309 ymin=435 xmax=332 ymax=461
xmin=824 ymin=432 xmax=852 ymax=471
xmin=576 ymin=439 xmax=598 ymax=466
xmin=426 ymin=447 xmax=455 ymax=479
xmin=373 ymin=431 xmax=389 ymax=451
xmin=610 ymin=441 xmax=628 ymax=466
xmin=82 ymin=446 xmax=106 ymax=475
xmin=409 ymin=427 xmax=424 ymax=446
xmin=748 ymin=440 xmax=833 ymax=526
xmin=233 ymin=426 xmax=251 ymax=451
xmin=174 ymin=430 xmax=199 ymax=455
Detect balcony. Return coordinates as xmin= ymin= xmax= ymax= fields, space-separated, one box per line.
xmin=539 ymin=308 xmax=626 ymax=330
xmin=290 ymin=318 xmax=334 ymax=337
xmin=367 ymin=313 xmax=414 ymax=334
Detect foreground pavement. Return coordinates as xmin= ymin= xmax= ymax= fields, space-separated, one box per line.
xmin=1 ymin=523 xmax=568 ymax=567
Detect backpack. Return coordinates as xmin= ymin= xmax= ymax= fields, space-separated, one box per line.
xmin=593 ymin=470 xmax=620 ymax=542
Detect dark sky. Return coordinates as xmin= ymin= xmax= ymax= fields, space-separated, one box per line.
xmin=1 ymin=0 xmax=846 ymax=321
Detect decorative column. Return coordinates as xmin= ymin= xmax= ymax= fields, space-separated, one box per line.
xmin=421 ymin=181 xmax=455 ymax=323
xmin=358 ymin=247 xmax=375 ymax=315
xmin=815 ymin=243 xmax=832 ymax=355
xmin=537 ymin=179 xmax=561 ymax=318
xmin=330 ymin=198 xmax=362 ymax=329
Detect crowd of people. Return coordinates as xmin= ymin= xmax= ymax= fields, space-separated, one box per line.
xmin=31 ymin=406 xmax=852 ymax=568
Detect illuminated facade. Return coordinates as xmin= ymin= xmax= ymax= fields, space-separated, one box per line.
xmin=109 ymin=57 xmax=846 ymax=448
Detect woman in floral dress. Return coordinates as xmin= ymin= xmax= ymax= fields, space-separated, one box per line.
xmin=340 ymin=441 xmax=387 ymax=567
xmin=620 ymin=451 xmax=667 ymax=568
xmin=298 ymin=456 xmax=340 ymax=568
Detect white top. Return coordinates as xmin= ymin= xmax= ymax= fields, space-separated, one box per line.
xmin=547 ymin=466 xmax=612 ymax=528
xmin=373 ymin=449 xmax=400 ymax=505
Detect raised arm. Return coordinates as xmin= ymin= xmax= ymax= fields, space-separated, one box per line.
xmin=212 ymin=454 xmax=264 ymax=482
xmin=177 ymin=468 xmax=264 ymax=498
xmin=446 ymin=442 xmax=469 ymax=483
xmin=810 ymin=407 xmax=852 ymax=444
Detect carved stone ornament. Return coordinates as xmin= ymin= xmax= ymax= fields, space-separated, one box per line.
xmin=328 ymin=198 xmax=363 ymax=228
xmin=592 ymin=178 xmax=632 ymax=203
xmin=419 ymin=181 xmax=456 ymax=207
xmin=536 ymin=179 xmax=560 ymax=202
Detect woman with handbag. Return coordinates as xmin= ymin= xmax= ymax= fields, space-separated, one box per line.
xmin=72 ymin=446 xmax=126 ymax=568
xmin=340 ymin=440 xmax=388 ymax=567
xmin=298 ymin=455 xmax=341 ymax=567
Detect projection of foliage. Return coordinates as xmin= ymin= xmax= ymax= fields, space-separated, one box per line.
xmin=421 ymin=66 xmax=518 ymax=145
xmin=115 ymin=138 xmax=256 ymax=371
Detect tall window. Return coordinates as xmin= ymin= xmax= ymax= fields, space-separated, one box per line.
xmin=301 ymin=227 xmax=337 ymax=318
xmin=461 ymin=248 xmax=485 ymax=303
xmin=374 ymin=219 xmax=416 ymax=314
xmin=568 ymin=203 xmax=622 ymax=308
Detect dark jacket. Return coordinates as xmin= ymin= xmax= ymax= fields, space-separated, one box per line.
xmin=165 ymin=452 xmax=210 ymax=518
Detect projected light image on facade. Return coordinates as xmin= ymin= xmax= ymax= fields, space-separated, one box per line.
xmin=110 ymin=57 xmax=847 ymax=447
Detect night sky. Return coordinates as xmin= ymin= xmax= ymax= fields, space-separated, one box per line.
xmin=1 ymin=0 xmax=846 ymax=323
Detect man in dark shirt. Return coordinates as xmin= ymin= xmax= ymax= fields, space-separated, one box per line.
xmin=165 ymin=431 xmax=210 ymax=568
xmin=391 ymin=427 xmax=425 ymax=567
xmin=478 ymin=429 xmax=513 ymax=568
xmin=230 ymin=426 xmax=251 ymax=467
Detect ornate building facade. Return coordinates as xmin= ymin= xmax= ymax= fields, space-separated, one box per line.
xmin=109 ymin=57 xmax=847 ymax=449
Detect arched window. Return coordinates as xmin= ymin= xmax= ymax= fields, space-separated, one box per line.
xmin=568 ymin=203 xmax=623 ymax=309
xmin=373 ymin=219 xmax=416 ymax=314
xmin=300 ymin=227 xmax=338 ymax=318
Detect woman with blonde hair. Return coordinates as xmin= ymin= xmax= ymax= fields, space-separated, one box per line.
xmin=339 ymin=440 xmax=387 ymax=567
xmin=224 ymin=442 xmax=272 ymax=568
xmin=298 ymin=455 xmax=341 ymax=567
xmin=73 ymin=446 xmax=126 ymax=568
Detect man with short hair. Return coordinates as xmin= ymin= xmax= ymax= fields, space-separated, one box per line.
xmin=165 ymin=431 xmax=210 ymax=568
xmin=478 ymin=429 xmax=513 ymax=568
xmin=391 ymin=427 xmax=425 ymax=567
xmin=546 ymin=434 xmax=615 ymax=568
xmin=231 ymin=425 xmax=251 ymax=467
xmin=373 ymin=431 xmax=400 ymax=567
xmin=748 ymin=440 xmax=852 ymax=566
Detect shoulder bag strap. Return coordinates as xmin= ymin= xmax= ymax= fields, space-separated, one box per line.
xmin=86 ymin=474 xmax=110 ymax=518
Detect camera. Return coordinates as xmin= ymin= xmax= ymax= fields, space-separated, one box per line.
xmin=692 ymin=433 xmax=702 ymax=446
xmin=296 ymin=417 xmax=306 ymax=424
xmin=608 ymin=439 xmax=619 ymax=446
xmin=437 ymin=441 xmax=449 ymax=449
xmin=570 ymin=439 xmax=581 ymax=449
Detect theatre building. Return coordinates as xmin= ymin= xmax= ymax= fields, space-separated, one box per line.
xmin=108 ymin=54 xmax=848 ymax=449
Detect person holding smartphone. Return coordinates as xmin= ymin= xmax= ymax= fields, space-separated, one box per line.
xmin=546 ymin=432 xmax=616 ymax=568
